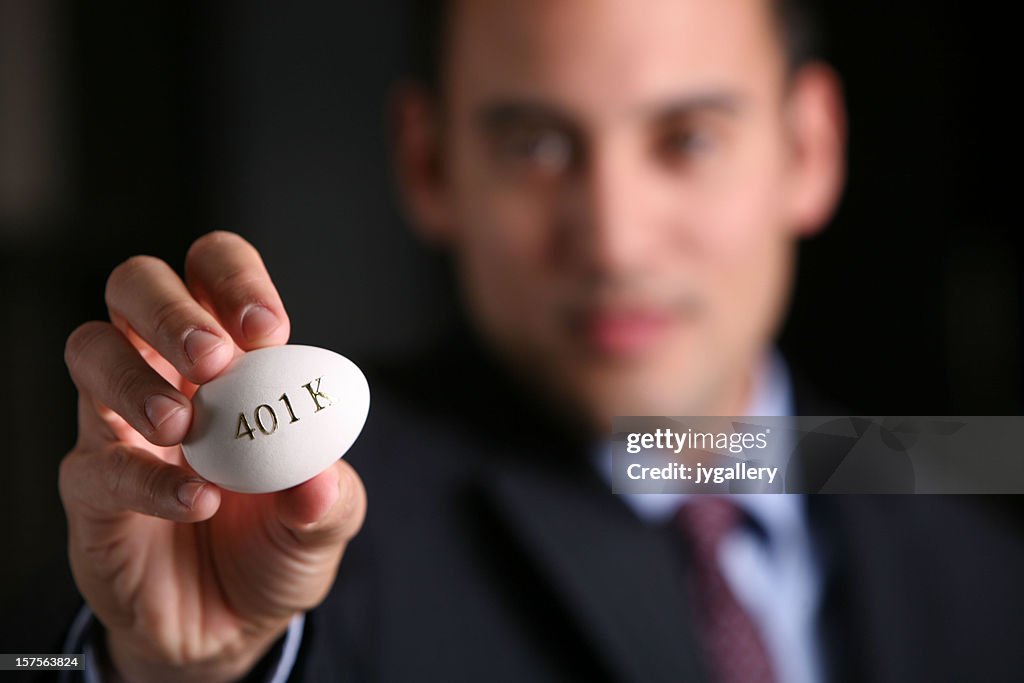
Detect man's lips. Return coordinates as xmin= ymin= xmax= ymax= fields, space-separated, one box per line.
xmin=574 ymin=309 xmax=675 ymax=356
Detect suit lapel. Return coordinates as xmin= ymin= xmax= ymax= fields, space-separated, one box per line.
xmin=810 ymin=496 xmax=948 ymax=683
xmin=480 ymin=453 xmax=710 ymax=683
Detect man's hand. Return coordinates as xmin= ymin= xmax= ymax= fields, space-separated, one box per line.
xmin=60 ymin=231 xmax=366 ymax=683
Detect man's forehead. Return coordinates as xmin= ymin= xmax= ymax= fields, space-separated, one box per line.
xmin=444 ymin=0 xmax=786 ymax=116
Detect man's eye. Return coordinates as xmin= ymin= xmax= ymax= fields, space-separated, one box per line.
xmin=658 ymin=127 xmax=715 ymax=161
xmin=497 ymin=129 xmax=574 ymax=172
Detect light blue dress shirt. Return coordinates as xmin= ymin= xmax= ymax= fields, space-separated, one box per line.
xmin=597 ymin=349 xmax=825 ymax=683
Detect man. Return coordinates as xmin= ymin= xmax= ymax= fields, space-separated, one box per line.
xmin=45 ymin=0 xmax=1023 ymax=681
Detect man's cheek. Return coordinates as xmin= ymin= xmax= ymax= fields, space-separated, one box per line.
xmin=471 ymin=234 xmax=550 ymax=323
xmin=697 ymin=169 xmax=789 ymax=255
xmin=720 ymin=249 xmax=790 ymax=354
xmin=475 ymin=190 xmax=554 ymax=253
xmin=703 ymin=209 xmax=773 ymax=259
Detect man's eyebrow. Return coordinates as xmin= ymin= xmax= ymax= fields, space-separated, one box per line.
xmin=476 ymin=102 xmax=579 ymax=132
xmin=650 ymin=92 xmax=745 ymax=119
xmin=475 ymin=93 xmax=744 ymax=132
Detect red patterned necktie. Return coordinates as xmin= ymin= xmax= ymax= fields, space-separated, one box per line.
xmin=676 ymin=497 xmax=777 ymax=683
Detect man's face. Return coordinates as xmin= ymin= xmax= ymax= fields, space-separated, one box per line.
xmin=400 ymin=0 xmax=843 ymax=432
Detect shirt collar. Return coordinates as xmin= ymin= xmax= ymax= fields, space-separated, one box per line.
xmin=595 ymin=347 xmax=804 ymax=538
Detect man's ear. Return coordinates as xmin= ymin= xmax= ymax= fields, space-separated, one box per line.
xmin=390 ymin=82 xmax=453 ymax=244
xmin=784 ymin=63 xmax=847 ymax=237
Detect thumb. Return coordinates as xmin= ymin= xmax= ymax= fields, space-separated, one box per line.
xmin=273 ymin=460 xmax=366 ymax=550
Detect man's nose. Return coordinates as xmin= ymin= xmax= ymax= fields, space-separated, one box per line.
xmin=560 ymin=140 xmax=665 ymax=278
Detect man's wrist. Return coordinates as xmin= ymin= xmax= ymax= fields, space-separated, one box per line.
xmin=102 ymin=618 xmax=292 ymax=683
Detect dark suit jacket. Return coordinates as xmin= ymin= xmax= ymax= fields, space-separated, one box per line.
xmin=288 ymin=338 xmax=1024 ymax=682
xmin=11 ymin=336 xmax=1024 ymax=682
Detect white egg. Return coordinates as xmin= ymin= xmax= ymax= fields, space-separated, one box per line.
xmin=182 ymin=345 xmax=370 ymax=493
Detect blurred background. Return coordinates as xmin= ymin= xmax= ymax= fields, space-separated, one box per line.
xmin=0 ymin=1 xmax=1021 ymax=609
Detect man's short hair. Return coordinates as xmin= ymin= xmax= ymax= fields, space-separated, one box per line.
xmin=405 ymin=0 xmax=825 ymax=93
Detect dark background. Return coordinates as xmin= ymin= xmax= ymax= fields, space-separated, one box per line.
xmin=0 ymin=2 xmax=1020 ymax=609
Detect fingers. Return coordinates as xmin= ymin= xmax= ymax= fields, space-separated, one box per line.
xmin=66 ymin=321 xmax=195 ymax=446
xmin=185 ymin=231 xmax=291 ymax=350
xmin=60 ymin=443 xmax=221 ymax=523
xmin=274 ymin=460 xmax=366 ymax=549
xmin=105 ymin=255 xmax=235 ymax=385
xmin=103 ymin=231 xmax=289 ymax=392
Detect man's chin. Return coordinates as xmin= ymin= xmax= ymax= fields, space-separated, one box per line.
xmin=557 ymin=368 xmax=707 ymax=438
xmin=503 ymin=335 xmax=711 ymax=435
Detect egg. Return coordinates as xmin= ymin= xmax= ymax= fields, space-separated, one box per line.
xmin=182 ymin=344 xmax=370 ymax=493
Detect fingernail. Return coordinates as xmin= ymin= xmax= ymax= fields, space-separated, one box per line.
xmin=184 ymin=329 xmax=223 ymax=364
xmin=177 ymin=480 xmax=206 ymax=509
xmin=241 ymin=305 xmax=280 ymax=342
xmin=145 ymin=394 xmax=186 ymax=431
